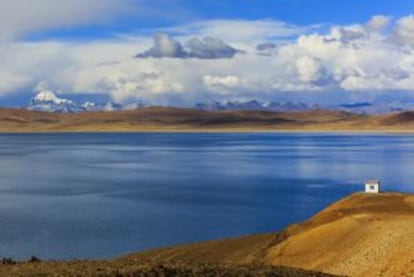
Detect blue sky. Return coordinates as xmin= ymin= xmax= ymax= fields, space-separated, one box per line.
xmin=1 ymin=0 xmax=414 ymax=107
xmin=28 ymin=0 xmax=411 ymax=40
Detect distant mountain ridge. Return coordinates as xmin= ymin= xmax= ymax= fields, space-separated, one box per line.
xmin=194 ymin=100 xmax=319 ymax=112
xmin=25 ymin=91 xmax=414 ymax=114
xmin=27 ymin=91 xmax=145 ymax=113
xmin=195 ymin=100 xmax=414 ymax=114
xmin=27 ymin=90 xmax=93 ymax=113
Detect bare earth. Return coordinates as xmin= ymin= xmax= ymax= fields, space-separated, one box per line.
xmin=2 ymin=107 xmax=414 ymax=132
xmin=0 ymin=193 xmax=412 ymax=276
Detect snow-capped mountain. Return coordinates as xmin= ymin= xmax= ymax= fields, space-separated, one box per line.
xmin=102 ymin=102 xmax=146 ymax=112
xmin=27 ymin=91 xmax=146 ymax=113
xmin=26 ymin=92 xmax=414 ymax=115
xmin=33 ymin=90 xmax=71 ymax=105
xmin=28 ymin=90 xmax=90 ymax=113
xmin=195 ymin=100 xmax=319 ymax=112
xmin=195 ymin=100 xmax=414 ymax=114
xmin=336 ymin=101 xmax=414 ymax=114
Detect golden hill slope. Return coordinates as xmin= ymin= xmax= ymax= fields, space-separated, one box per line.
xmin=124 ymin=193 xmax=414 ymax=277
xmin=265 ymin=193 xmax=414 ymax=276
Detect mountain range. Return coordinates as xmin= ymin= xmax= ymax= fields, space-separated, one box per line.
xmin=194 ymin=100 xmax=318 ymax=112
xmin=25 ymin=91 xmax=414 ymax=115
xmin=27 ymin=90 xmax=146 ymax=113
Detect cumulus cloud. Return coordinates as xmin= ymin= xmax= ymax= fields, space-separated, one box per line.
xmin=135 ymin=33 xmax=186 ymax=58
xmin=394 ymin=15 xmax=414 ymax=46
xmin=98 ymin=71 xmax=185 ymax=102
xmin=295 ymin=56 xmax=327 ymax=83
xmin=136 ymin=33 xmax=240 ymax=59
xmin=203 ymin=75 xmax=242 ymax=94
xmin=3 ymin=15 xmax=414 ymax=105
xmin=186 ymin=37 xmax=240 ymax=59
xmin=366 ymin=15 xmax=392 ymax=32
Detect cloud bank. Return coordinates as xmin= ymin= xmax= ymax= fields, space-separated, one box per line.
xmin=2 ymin=15 xmax=414 ymax=105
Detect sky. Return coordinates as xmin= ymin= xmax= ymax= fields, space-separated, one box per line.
xmin=1 ymin=0 xmax=414 ymax=106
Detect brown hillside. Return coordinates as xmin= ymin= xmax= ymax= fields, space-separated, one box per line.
xmin=124 ymin=193 xmax=414 ymax=277
xmin=377 ymin=111 xmax=414 ymax=126
xmin=265 ymin=193 xmax=414 ymax=276
xmin=0 ymin=107 xmax=369 ymax=132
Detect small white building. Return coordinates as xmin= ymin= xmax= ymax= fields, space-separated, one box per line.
xmin=365 ymin=180 xmax=381 ymax=193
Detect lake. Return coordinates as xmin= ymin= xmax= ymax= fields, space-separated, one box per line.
xmin=0 ymin=133 xmax=412 ymax=260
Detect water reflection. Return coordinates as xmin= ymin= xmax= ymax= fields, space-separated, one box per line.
xmin=0 ymin=133 xmax=412 ymax=259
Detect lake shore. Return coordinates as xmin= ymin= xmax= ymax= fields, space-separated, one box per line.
xmin=1 ymin=192 xmax=412 ymax=276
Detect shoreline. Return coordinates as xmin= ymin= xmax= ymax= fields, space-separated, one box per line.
xmin=2 ymin=128 xmax=414 ymax=134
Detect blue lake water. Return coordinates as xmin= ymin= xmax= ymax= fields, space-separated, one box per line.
xmin=0 ymin=133 xmax=413 ymax=260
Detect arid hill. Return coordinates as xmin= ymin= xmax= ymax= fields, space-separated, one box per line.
xmin=122 ymin=193 xmax=414 ymax=277
xmin=1 ymin=107 xmax=414 ymax=132
xmin=0 ymin=107 xmax=386 ymax=132
xmin=0 ymin=193 xmax=412 ymax=276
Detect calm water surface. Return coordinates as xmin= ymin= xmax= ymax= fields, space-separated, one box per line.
xmin=0 ymin=133 xmax=412 ymax=260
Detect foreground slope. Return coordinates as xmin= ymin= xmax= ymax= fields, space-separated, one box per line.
xmin=265 ymin=193 xmax=414 ymax=276
xmin=1 ymin=193 xmax=411 ymax=276
xmin=125 ymin=193 xmax=414 ymax=277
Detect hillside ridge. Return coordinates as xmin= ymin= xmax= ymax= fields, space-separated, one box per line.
xmin=0 ymin=107 xmax=412 ymax=132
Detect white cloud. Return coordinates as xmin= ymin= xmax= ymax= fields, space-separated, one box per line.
xmin=2 ymin=15 xmax=414 ymax=104
xmin=203 ymin=75 xmax=242 ymax=94
xmin=136 ymin=33 xmax=240 ymax=59
xmin=164 ymin=19 xmax=313 ymax=51
xmin=394 ymin=15 xmax=414 ymax=46
xmin=296 ymin=56 xmax=324 ymax=83
xmin=366 ymin=15 xmax=392 ymax=32
xmin=137 ymin=33 xmax=186 ymax=58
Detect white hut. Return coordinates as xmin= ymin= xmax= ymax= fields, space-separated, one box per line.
xmin=365 ymin=180 xmax=381 ymax=193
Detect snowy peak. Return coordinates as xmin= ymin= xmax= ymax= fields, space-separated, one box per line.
xmin=32 ymin=91 xmax=74 ymax=105
xmin=28 ymin=91 xmax=86 ymax=113
xmin=27 ymin=91 xmax=147 ymax=113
